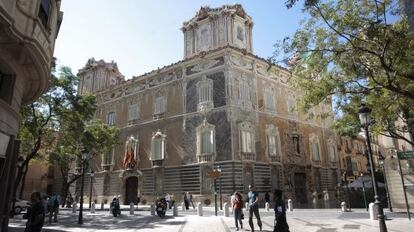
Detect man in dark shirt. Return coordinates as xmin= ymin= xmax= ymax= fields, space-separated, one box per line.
xmin=247 ymin=184 xmax=262 ymax=232
xmin=25 ymin=192 xmax=45 ymax=232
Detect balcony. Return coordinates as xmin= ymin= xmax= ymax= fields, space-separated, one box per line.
xmin=269 ymin=155 xmax=281 ymax=163
xmin=312 ymin=160 xmax=321 ymax=166
xmin=241 ymin=152 xmax=256 ymax=162
xmin=197 ymin=153 xmax=215 ymax=163
xmin=151 ymin=160 xmax=163 ymax=167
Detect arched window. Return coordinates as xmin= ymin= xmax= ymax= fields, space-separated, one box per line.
xmin=309 ymin=134 xmax=321 ymax=162
xmin=196 ymin=119 xmax=216 ymax=163
xmin=265 ymin=125 xmax=281 ymax=160
xmin=151 ymin=130 xmax=166 ymax=160
xmin=196 ymin=75 xmax=214 ymax=112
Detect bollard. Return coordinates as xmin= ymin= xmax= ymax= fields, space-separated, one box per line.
xmin=369 ymin=203 xmax=378 ymax=220
xmin=72 ymin=202 xmax=77 ymax=213
xmin=91 ymin=202 xmax=96 ymax=214
xmin=245 ymin=202 xmax=249 ymax=211
xmin=181 ymin=202 xmax=186 ymax=211
xmin=130 ymin=202 xmax=134 ymax=215
xmin=323 ymin=191 xmax=330 ymax=209
xmin=341 ymin=201 xmax=347 ymax=212
xmin=288 ymin=199 xmax=293 ymax=212
xmin=197 ymin=202 xmax=203 ymax=216
xmin=173 ymin=203 xmax=178 ymax=216
xmin=265 ymin=202 xmax=270 ymax=212
xmin=150 ymin=204 xmax=156 ymax=216
xmin=223 ymin=202 xmax=229 ymax=217
xmin=312 ymin=192 xmax=318 ymax=209
xmin=100 ymin=202 xmax=104 ymax=210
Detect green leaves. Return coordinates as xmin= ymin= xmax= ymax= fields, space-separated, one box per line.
xmin=279 ymin=0 xmax=414 ymax=144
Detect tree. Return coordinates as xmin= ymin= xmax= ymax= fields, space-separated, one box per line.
xmin=18 ymin=66 xmax=119 ymax=204
xmin=45 ymin=67 xmax=119 ymax=206
xmin=276 ymin=0 xmax=414 ymax=145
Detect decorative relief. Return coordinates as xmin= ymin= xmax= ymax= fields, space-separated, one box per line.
xmin=229 ymin=55 xmax=253 ymax=70
xmin=186 ymin=57 xmax=224 ymax=75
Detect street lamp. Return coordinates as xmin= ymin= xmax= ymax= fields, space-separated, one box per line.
xmin=78 ymin=149 xmax=90 ymax=224
xmin=360 ymin=172 xmax=368 ymax=211
xmin=358 ymin=104 xmax=388 ymax=232
xmin=217 ymin=166 xmax=222 ymax=210
xmin=89 ymin=171 xmax=94 ymax=209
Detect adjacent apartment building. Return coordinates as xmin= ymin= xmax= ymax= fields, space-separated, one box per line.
xmin=77 ymin=4 xmax=344 ymax=208
xmin=0 ymin=0 xmax=62 ymax=230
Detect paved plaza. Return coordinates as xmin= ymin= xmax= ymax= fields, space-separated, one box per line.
xmin=7 ymin=206 xmax=414 ymax=232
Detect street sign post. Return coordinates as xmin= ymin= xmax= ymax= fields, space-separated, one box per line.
xmin=396 ymin=151 xmax=413 ymax=220
xmin=208 ymin=169 xmax=222 ymax=216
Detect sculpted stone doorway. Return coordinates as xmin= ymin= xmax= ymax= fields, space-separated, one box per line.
xmin=125 ymin=176 xmax=138 ymax=205
xmin=294 ymin=173 xmax=308 ymax=207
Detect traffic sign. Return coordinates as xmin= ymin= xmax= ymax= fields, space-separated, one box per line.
xmin=397 ymin=151 xmax=414 ymax=160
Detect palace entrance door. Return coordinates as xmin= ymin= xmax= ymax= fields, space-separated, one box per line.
xmin=125 ymin=176 xmax=138 ymax=205
xmin=294 ymin=173 xmax=308 ymax=207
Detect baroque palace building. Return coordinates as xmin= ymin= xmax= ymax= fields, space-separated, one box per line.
xmin=77 ymin=4 xmax=344 ymax=208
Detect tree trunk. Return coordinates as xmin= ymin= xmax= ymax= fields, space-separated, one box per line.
xmin=18 ymin=164 xmax=29 ymax=199
xmin=60 ymin=181 xmax=69 ymax=208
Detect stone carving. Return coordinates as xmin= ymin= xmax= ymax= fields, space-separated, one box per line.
xmin=229 ymin=55 xmax=253 ymax=70
xmin=186 ymin=57 xmax=224 ymax=75
xmin=123 ymin=135 xmax=139 ymax=170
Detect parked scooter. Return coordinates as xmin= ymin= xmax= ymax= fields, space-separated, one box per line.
xmin=110 ymin=196 xmax=121 ymax=217
xmin=155 ymin=198 xmax=167 ymax=217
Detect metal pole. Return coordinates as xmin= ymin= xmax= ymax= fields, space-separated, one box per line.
xmin=396 ymin=152 xmax=411 ymax=220
xmin=89 ymin=174 xmax=93 ymax=209
xmin=219 ymin=176 xmax=222 ymax=210
xmin=214 ymin=178 xmax=218 ymax=216
xmin=365 ymin=127 xmax=388 ymax=232
xmin=78 ymin=161 xmax=85 ymax=224
xmin=381 ymin=162 xmax=393 ymax=212
xmin=362 ymin=178 xmax=368 ymax=211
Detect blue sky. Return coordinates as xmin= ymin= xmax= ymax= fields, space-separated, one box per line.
xmin=54 ymin=0 xmax=304 ymax=79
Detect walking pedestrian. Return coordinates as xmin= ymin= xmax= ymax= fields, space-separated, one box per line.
xmin=183 ymin=192 xmax=189 ymax=210
xmin=230 ymin=192 xmax=236 ymax=214
xmin=165 ymin=193 xmax=172 ymax=209
xmin=24 ymin=192 xmax=45 ymax=232
xmin=187 ymin=192 xmax=195 ymax=209
xmin=232 ymin=192 xmax=244 ymax=231
xmin=247 ymin=184 xmax=262 ymax=232
xmin=273 ymin=189 xmax=290 ymax=232
xmin=47 ymin=195 xmax=59 ymax=223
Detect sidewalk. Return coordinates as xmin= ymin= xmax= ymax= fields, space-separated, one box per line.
xmin=8 ymin=207 xmax=414 ymax=232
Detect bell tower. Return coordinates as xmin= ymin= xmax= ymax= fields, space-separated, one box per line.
xmin=77 ymin=58 xmax=124 ymax=95
xmin=181 ymin=4 xmax=253 ymax=59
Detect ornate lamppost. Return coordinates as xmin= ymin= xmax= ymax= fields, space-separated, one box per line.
xmin=88 ymin=171 xmax=94 ymax=209
xmin=358 ymin=104 xmax=388 ymax=232
xmin=78 ymin=149 xmax=90 ymax=224
xmin=208 ymin=167 xmax=222 ymax=216
xmin=378 ymin=154 xmax=392 ymax=212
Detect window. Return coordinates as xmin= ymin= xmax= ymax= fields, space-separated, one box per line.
xmin=310 ymin=135 xmax=321 ymax=161
xmin=241 ymin=131 xmax=254 ymax=153
xmin=151 ymin=131 xmax=166 ymax=160
xmin=197 ymin=76 xmax=214 ymax=112
xmin=287 ymin=96 xmax=297 ymax=115
xmin=0 ymin=72 xmax=14 ymax=104
xmin=154 ymin=95 xmax=165 ymax=115
xmin=128 ymin=103 xmax=139 ymax=121
xmin=239 ymin=81 xmax=250 ymax=101
xmin=328 ymin=144 xmax=338 ymax=162
xmin=266 ymin=125 xmax=281 ymax=157
xmin=106 ymin=112 xmax=116 ymax=125
xmin=264 ymin=86 xmax=276 ymax=112
xmin=38 ymin=0 xmax=51 ymax=28
xmin=237 ymin=26 xmax=244 ymax=41
xmin=197 ymin=119 xmax=215 ymax=154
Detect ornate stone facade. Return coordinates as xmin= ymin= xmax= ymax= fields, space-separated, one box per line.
xmin=77 ymin=5 xmax=343 ymax=208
